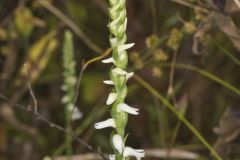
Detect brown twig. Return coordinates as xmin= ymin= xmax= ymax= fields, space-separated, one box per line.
xmin=83 ymin=48 xmax=112 ymax=70
xmin=37 ymin=0 xmax=103 ymax=54
xmin=167 ymin=50 xmax=179 ymax=159
xmin=70 ymin=60 xmax=85 ymax=121
xmin=0 ymin=94 xmax=107 ymax=160
xmin=70 ymin=48 xmax=112 ymax=120
xmin=24 ymin=64 xmax=38 ymax=113
xmin=167 ymin=50 xmax=178 ymax=107
xmin=234 ymin=0 xmax=240 ymax=9
xmin=170 ymin=0 xmax=223 ymax=14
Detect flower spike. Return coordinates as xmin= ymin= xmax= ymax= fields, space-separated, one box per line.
xmin=95 ymin=0 xmax=144 ymax=158
xmin=103 ymin=80 xmax=115 ymax=85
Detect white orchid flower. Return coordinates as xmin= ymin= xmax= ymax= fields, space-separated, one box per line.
xmin=112 ymin=68 xmax=134 ymax=80
xmin=102 ymin=57 xmax=115 ymax=64
xmin=126 ymin=72 xmax=134 ymax=80
xmin=66 ymin=104 xmax=83 ymax=121
xmin=117 ymin=103 xmax=139 ymax=115
xmin=106 ymin=92 xmax=118 ymax=105
xmin=70 ymin=107 xmax=83 ymax=121
xmin=123 ymin=147 xmax=145 ymax=160
xmin=109 ymin=154 xmax=115 ymax=160
xmin=94 ymin=118 xmax=116 ymax=129
xmin=112 ymin=134 xmax=124 ymax=153
xmin=103 ymin=80 xmax=115 ymax=85
xmin=118 ymin=43 xmax=135 ymax=53
xmin=112 ymin=68 xmax=128 ymax=75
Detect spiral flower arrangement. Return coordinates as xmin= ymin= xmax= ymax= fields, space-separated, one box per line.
xmin=94 ymin=0 xmax=145 ymax=160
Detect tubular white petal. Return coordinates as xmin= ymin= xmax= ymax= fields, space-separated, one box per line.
xmin=118 ymin=43 xmax=135 ymax=53
xmin=94 ymin=118 xmax=116 ymax=129
xmin=126 ymin=72 xmax=134 ymax=80
xmin=103 ymin=80 xmax=115 ymax=85
xmin=123 ymin=147 xmax=145 ymax=160
xmin=106 ymin=92 xmax=118 ymax=105
xmin=117 ymin=103 xmax=139 ymax=115
xmin=109 ymin=155 xmax=115 ymax=160
xmin=112 ymin=134 xmax=124 ymax=153
xmin=102 ymin=57 xmax=115 ymax=64
xmin=112 ymin=68 xmax=127 ymax=75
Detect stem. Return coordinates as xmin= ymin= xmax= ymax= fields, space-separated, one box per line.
xmin=66 ymin=111 xmax=72 ymax=160
xmin=159 ymin=63 xmax=240 ymax=95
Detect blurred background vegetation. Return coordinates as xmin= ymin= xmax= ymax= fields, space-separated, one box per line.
xmin=0 ymin=0 xmax=240 ymax=159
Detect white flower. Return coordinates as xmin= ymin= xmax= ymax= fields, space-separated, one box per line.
xmin=112 ymin=134 xmax=124 ymax=153
xmin=126 ymin=72 xmax=134 ymax=80
xmin=118 ymin=43 xmax=135 ymax=53
xmin=109 ymin=154 xmax=115 ymax=160
xmin=117 ymin=103 xmax=139 ymax=115
xmin=112 ymin=68 xmax=134 ymax=80
xmin=71 ymin=107 xmax=83 ymax=121
xmin=112 ymin=68 xmax=128 ymax=75
xmin=67 ymin=104 xmax=83 ymax=120
xmin=103 ymin=80 xmax=115 ymax=85
xmin=123 ymin=147 xmax=145 ymax=160
xmin=106 ymin=92 xmax=118 ymax=105
xmin=94 ymin=118 xmax=116 ymax=129
xmin=102 ymin=57 xmax=115 ymax=64
xmin=110 ymin=38 xmax=118 ymax=47
xmin=61 ymin=95 xmax=70 ymax=104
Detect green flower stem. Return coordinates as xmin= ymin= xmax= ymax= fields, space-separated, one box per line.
xmin=109 ymin=0 xmax=130 ymax=159
xmin=95 ymin=1 xmax=144 ymax=160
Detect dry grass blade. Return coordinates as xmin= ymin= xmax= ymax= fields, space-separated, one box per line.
xmin=37 ymin=0 xmax=103 ymax=54
xmin=170 ymin=0 xmax=208 ymax=13
xmin=214 ymin=13 xmax=240 ymax=53
xmin=0 ymin=95 xmax=108 ymax=160
xmin=146 ymin=148 xmax=199 ymax=159
xmin=53 ymin=153 xmax=102 ymax=160
xmin=234 ymin=0 xmax=240 ymax=9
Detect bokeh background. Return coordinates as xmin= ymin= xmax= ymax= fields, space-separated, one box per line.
xmin=0 ymin=0 xmax=240 ymax=159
